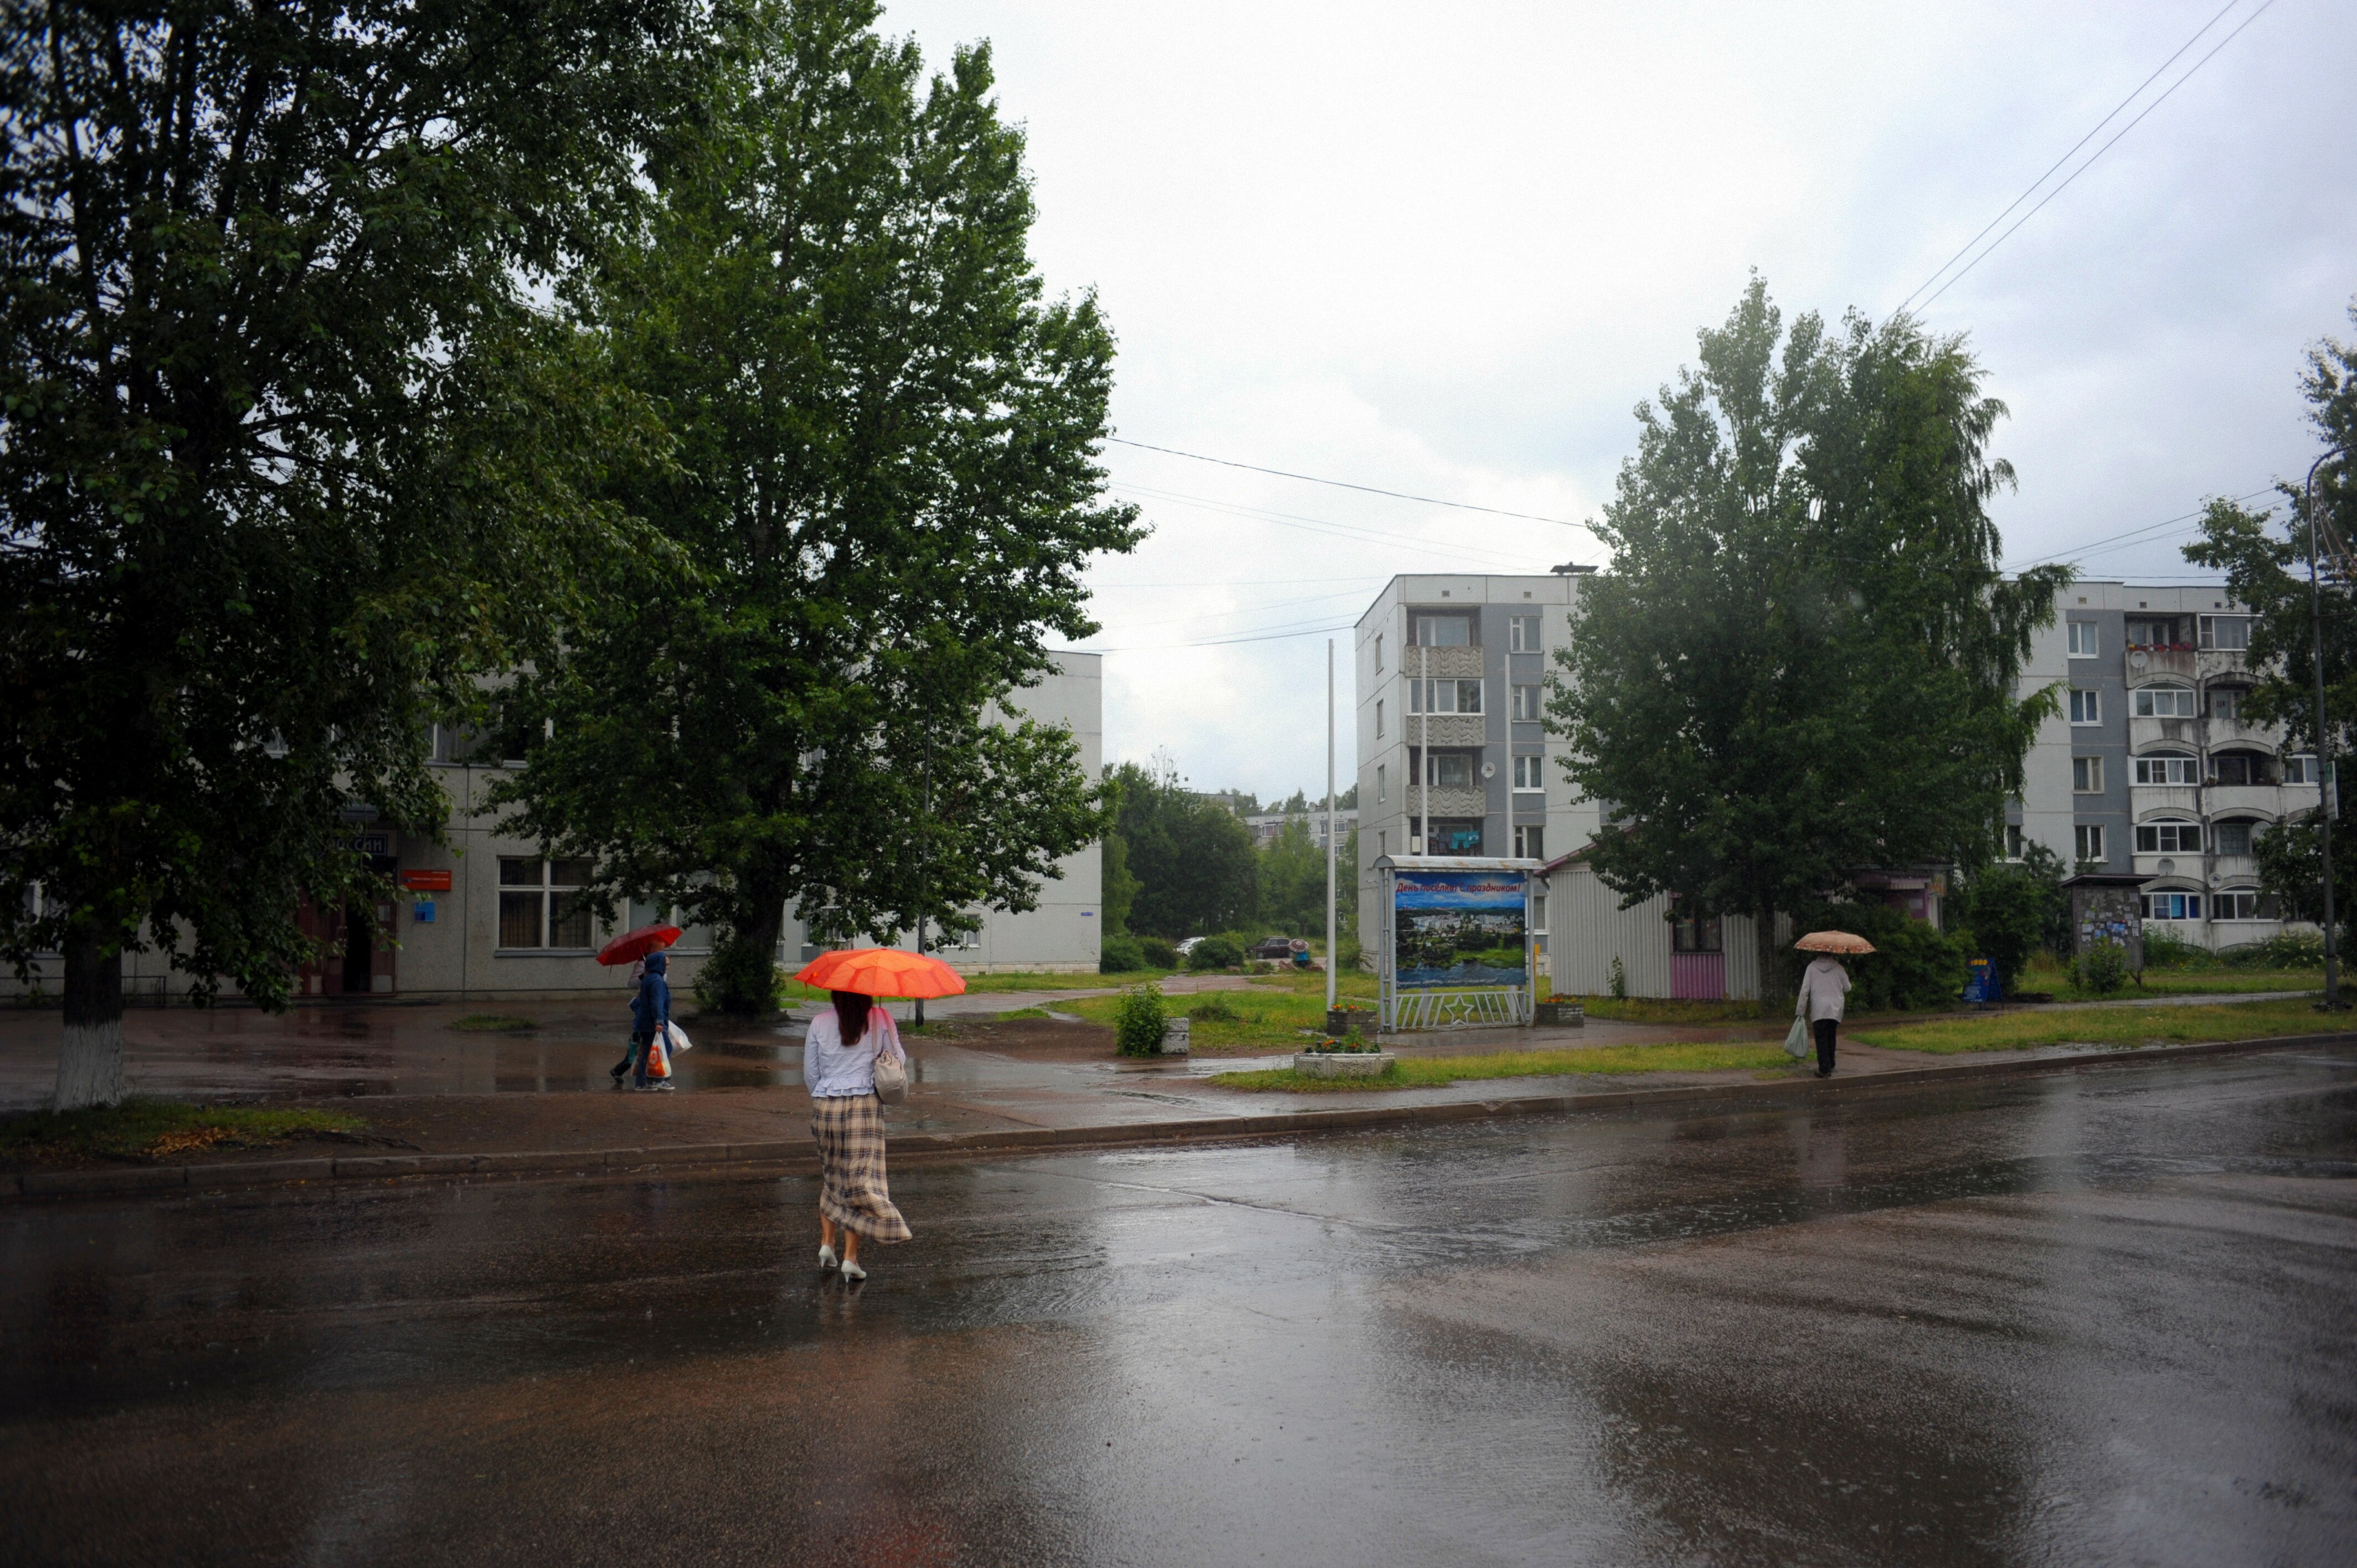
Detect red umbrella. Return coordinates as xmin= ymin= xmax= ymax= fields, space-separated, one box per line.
xmin=796 ymin=947 xmax=967 ymax=998
xmin=598 ymin=923 xmax=682 ymax=967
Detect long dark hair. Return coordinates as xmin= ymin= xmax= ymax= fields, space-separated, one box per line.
xmin=829 ymin=989 xmax=873 ymax=1042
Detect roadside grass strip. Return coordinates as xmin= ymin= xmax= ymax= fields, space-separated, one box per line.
xmin=1850 ymin=998 xmax=2329 ymax=1055
xmin=1210 ymin=1041 xmax=1791 ymax=1091
xmin=1062 ymin=988 xmax=1341 ymax=1050
xmin=0 ymin=1101 xmax=368 ymax=1166
xmin=1565 ymin=996 xmax=1772 ymax=1025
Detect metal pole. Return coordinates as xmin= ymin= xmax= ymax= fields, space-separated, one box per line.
xmin=1326 ymin=638 xmax=1337 ymax=1014
xmin=1418 ymin=640 xmax=1429 ymax=858
xmin=2309 ymin=452 xmax=2344 ymax=1009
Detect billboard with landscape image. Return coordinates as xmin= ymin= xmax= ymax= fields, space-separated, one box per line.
xmin=1393 ymin=871 xmax=1529 ymax=988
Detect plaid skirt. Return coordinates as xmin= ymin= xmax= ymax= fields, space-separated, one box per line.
xmin=811 ymin=1093 xmax=910 ymax=1242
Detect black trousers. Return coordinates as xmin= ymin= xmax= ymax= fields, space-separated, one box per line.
xmin=1813 ymin=1018 xmax=1838 ymax=1074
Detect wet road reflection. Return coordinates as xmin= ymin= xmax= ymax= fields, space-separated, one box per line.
xmin=3 ymin=1051 xmax=2354 ymax=1565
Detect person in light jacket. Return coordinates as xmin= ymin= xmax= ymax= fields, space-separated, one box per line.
xmin=1798 ymin=955 xmax=1852 ymax=1077
xmin=803 ymin=989 xmax=912 ymax=1282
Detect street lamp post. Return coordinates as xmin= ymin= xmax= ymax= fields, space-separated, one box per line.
xmin=2306 ymin=449 xmax=2346 ymax=1010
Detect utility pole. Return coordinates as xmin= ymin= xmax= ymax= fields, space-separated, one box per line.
xmin=2309 ymin=449 xmax=2348 ymax=1010
xmin=1417 ymin=632 xmax=1429 ymax=858
xmin=1325 ymin=638 xmax=1337 ymax=1014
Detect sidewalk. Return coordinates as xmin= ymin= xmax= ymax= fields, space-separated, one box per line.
xmin=8 ymin=989 xmax=2352 ymax=1197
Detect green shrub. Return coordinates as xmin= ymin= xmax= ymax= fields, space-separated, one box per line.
xmin=1336 ymin=935 xmax=1364 ymax=972
xmin=1138 ymin=936 xmax=1179 ymax=969
xmin=1187 ymin=995 xmax=1242 ymax=1022
xmin=1951 ymin=847 xmax=2070 ymax=993
xmin=1785 ymin=899 xmax=1967 ymax=1011
xmin=2138 ymin=928 xmax=2207 ymax=969
xmin=694 ymin=930 xmax=788 ymax=1014
xmin=2218 ymin=930 xmax=2325 ymax=969
xmin=1114 ymin=982 xmax=1168 ymax=1056
xmin=1099 ymin=935 xmax=1145 ymax=974
xmin=1188 ymin=935 xmax=1243 ymax=971
xmin=2076 ymin=940 xmax=2128 ymax=994
xmin=1608 ymin=956 xmax=1628 ymax=999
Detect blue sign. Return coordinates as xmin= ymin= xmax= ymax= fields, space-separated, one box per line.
xmin=1963 ymin=957 xmax=1996 ymax=1002
xmin=413 ymin=900 xmax=436 ymax=924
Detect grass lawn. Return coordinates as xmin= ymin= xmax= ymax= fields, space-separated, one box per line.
xmin=1562 ymin=995 xmax=1769 ymax=1026
xmin=2014 ymin=955 xmax=2326 ymax=1003
xmin=1850 ymin=997 xmax=2337 ymax=1055
xmin=1051 ymin=971 xmax=1382 ymax=1051
xmin=0 ymin=1101 xmax=369 ymax=1166
xmin=1209 ymin=1040 xmax=1793 ymax=1091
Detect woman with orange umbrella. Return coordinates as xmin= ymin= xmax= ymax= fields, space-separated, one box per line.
xmin=795 ymin=947 xmax=965 ymax=1282
xmin=1794 ymin=930 xmax=1872 ymax=1078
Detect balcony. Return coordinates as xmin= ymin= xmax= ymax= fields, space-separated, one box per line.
xmin=2205 ymin=783 xmax=2293 ymax=821
xmin=2196 ymin=648 xmax=2250 ymax=680
xmin=1405 ymin=644 xmax=1483 ymax=679
xmin=2209 ymin=853 xmax=2258 ymax=884
xmin=2129 ymin=785 xmax=2200 ymax=819
xmin=1406 ymin=714 xmax=1484 ymax=746
xmin=2128 ymin=716 xmax=2199 ymax=750
xmin=1400 ymin=786 xmax=1485 ymax=818
xmin=2204 ymin=714 xmax=2282 ymax=749
xmin=2124 ymin=648 xmax=2197 ymax=685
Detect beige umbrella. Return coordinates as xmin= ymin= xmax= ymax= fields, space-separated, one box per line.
xmin=1794 ymin=930 xmax=1876 ymax=955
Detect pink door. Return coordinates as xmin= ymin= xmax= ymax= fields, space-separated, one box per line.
xmin=1670 ymin=952 xmax=1726 ymax=1000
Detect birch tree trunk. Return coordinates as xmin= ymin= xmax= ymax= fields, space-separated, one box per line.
xmin=55 ymin=924 xmax=126 ymax=1110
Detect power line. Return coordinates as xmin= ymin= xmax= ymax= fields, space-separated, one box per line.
xmin=1905 ymin=0 xmax=2278 ymax=316
xmin=1084 ymin=619 xmax=1358 ymax=654
xmin=1113 ymin=483 xmax=1551 ymax=572
xmin=2009 ymin=486 xmax=2274 ymax=568
xmin=1108 ymin=436 xmax=1596 ymax=533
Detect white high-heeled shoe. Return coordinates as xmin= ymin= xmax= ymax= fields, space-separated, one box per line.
xmin=817 ymin=1244 xmax=837 ymax=1271
xmin=839 ymin=1256 xmax=867 ymax=1282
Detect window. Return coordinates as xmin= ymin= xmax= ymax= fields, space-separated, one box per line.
xmin=1376 ymin=699 xmax=1384 ymax=739
xmin=2075 ymin=823 xmax=2105 ymax=864
xmin=1421 ymin=752 xmax=1474 ymax=788
xmin=2005 ymin=823 xmax=2025 ymax=859
xmin=2210 ymin=687 xmax=2243 ymax=721
xmin=2073 ymin=756 xmax=2104 ymax=793
xmin=2134 ymin=821 xmax=2202 ymax=854
xmin=2215 ymin=889 xmax=2272 ymax=920
xmin=1408 ymin=679 xmax=1484 ymax=714
xmin=2127 ymin=617 xmax=2185 ymax=648
xmin=1509 ymin=615 xmax=1541 ymax=653
xmin=1670 ymin=912 xmax=1722 ymax=953
xmin=2133 ymin=753 xmax=2198 ymax=786
xmin=1514 ymin=824 xmax=1545 ymax=859
xmin=2133 ymin=686 xmax=2198 ymax=718
xmin=1511 ymin=684 xmax=1543 ymax=721
xmin=1376 ymin=764 xmax=1387 ymax=805
xmin=1512 ymin=754 xmax=1545 ymax=791
xmin=1374 ymin=633 xmax=1384 ymax=673
xmin=2142 ymin=891 xmax=2202 ymax=921
xmin=2284 ymin=754 xmax=2318 ymax=786
xmin=2067 ymin=622 xmax=2099 ymax=657
xmin=1409 ymin=613 xmax=1472 ymax=646
xmin=1531 ymin=888 xmax=1548 ymax=933
xmin=2212 ymin=820 xmax=2255 ymax=857
xmin=2199 ymin=615 xmax=2251 ymax=651
xmin=1425 ymin=819 xmax=1483 ymax=854
xmin=2070 ymin=689 xmax=2101 ymax=725
xmin=2211 ymin=752 xmax=2266 ymax=787
xmin=1378 ymin=831 xmax=1388 ymax=858
xmin=498 ymin=858 xmax=595 ymax=950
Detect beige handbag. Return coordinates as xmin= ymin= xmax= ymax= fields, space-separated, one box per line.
xmin=871 ymin=1045 xmax=908 ymax=1105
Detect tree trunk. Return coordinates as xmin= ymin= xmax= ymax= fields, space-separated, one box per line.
xmin=1755 ymin=900 xmax=1782 ymax=1018
xmin=56 ymin=922 xmax=127 ymax=1110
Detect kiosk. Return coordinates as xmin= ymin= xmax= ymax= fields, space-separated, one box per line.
xmin=1376 ymin=854 xmax=1545 ymax=1033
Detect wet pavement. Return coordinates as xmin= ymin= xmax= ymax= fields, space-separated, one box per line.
xmin=5 ymin=1048 xmax=2354 ymax=1565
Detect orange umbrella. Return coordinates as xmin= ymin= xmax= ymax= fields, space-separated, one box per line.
xmin=1794 ymin=930 xmax=1876 ymax=955
xmin=796 ymin=947 xmax=968 ymax=998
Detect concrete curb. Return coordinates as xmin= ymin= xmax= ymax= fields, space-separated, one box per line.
xmin=9 ymin=1030 xmax=2354 ymax=1200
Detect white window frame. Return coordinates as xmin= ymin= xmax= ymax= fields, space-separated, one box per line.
xmin=2284 ymin=754 xmax=2318 ymax=786
xmin=2133 ymin=686 xmax=2198 ymax=719
xmin=2070 ymin=689 xmax=2101 ymax=725
xmin=2215 ymin=889 xmax=2267 ymax=920
xmin=1513 ymin=823 xmax=1545 ymax=859
xmin=2067 ymin=622 xmax=2098 ymax=657
xmin=2211 ymin=819 xmax=2256 ymax=857
xmin=2004 ymin=823 xmax=2025 ymax=860
xmin=1508 ymin=615 xmax=1541 ymax=653
xmin=1511 ymin=754 xmax=1545 ymax=792
xmin=2072 ymin=756 xmax=2103 ymax=793
xmin=2198 ymin=615 xmax=2251 ymax=651
xmin=1376 ymin=764 xmax=1386 ymax=806
xmin=498 ymin=858 xmax=596 ymax=951
xmin=2075 ymin=823 xmax=2105 ymax=863
xmin=1423 ymin=751 xmax=1474 ymax=790
xmin=1511 ymin=683 xmax=1542 ymax=721
xmin=2209 ymin=688 xmax=2243 ymax=721
xmin=1408 ymin=678 xmax=1484 ymax=715
xmin=2134 ymin=821 xmax=2202 ymax=854
xmin=2142 ymin=890 xmax=2204 ymax=921
xmin=2133 ymin=754 xmax=2198 ymax=786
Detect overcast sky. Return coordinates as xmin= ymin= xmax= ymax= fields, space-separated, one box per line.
xmin=878 ymin=0 xmax=2357 ymax=804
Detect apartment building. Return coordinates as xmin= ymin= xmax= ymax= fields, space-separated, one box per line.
xmin=2013 ymin=581 xmax=2316 ymax=948
xmin=1244 ymin=808 xmax=1358 ymax=849
xmin=1353 ymin=571 xmax=1598 ymax=947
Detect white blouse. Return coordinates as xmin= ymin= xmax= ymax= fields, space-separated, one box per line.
xmin=802 ymin=1007 xmax=907 ymax=1098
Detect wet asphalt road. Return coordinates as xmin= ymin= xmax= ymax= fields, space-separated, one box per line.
xmin=4 ymin=1050 xmax=2354 ymax=1567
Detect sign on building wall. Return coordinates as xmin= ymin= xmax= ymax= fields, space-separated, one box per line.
xmin=1394 ymin=871 xmax=1528 ymax=988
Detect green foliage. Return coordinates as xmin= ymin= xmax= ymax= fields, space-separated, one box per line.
xmin=2219 ymin=930 xmax=2328 ymax=969
xmin=1105 ymin=757 xmax=1259 ymax=936
xmin=1113 ymin=982 xmax=1167 ymax=1056
xmin=1100 ymin=821 xmax=1141 ymax=937
xmin=1099 ymin=936 xmax=1144 ymax=974
xmin=1337 ymin=934 xmax=1365 ymax=972
xmin=2076 ymin=941 xmax=2128 ymax=996
xmin=1188 ymin=935 xmax=1244 ymax=972
xmin=693 ymin=932 xmax=788 ymax=1015
xmin=1952 ymin=844 xmax=2069 ymax=996
xmin=1786 ymin=901 xmax=1967 ymax=1011
xmin=1138 ymin=936 xmax=1179 ymax=969
xmin=1608 ymin=956 xmax=1628 ymax=999
xmin=488 ymin=2 xmax=1140 ymax=1009
xmin=2138 ymin=928 xmax=2207 ymax=970
xmin=1258 ymin=817 xmax=1330 ymax=936
xmin=0 ymin=0 xmax=699 ymax=1090
xmin=1186 ymin=995 xmax=1243 ymax=1022
xmin=1549 ymin=276 xmax=2070 ymax=994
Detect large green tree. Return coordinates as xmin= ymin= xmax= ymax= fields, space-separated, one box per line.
xmin=2183 ymin=303 xmax=2357 ymax=935
xmin=1 ymin=0 xmax=697 ymax=1105
xmin=490 ymin=1 xmax=1139 ymax=1008
xmin=1104 ymin=758 xmax=1258 ymax=938
xmin=1547 ymin=278 xmax=2070 ymax=1002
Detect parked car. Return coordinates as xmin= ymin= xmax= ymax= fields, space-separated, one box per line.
xmin=1250 ymin=935 xmax=1301 ymax=961
xmin=1174 ymin=937 xmax=1203 ymax=957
